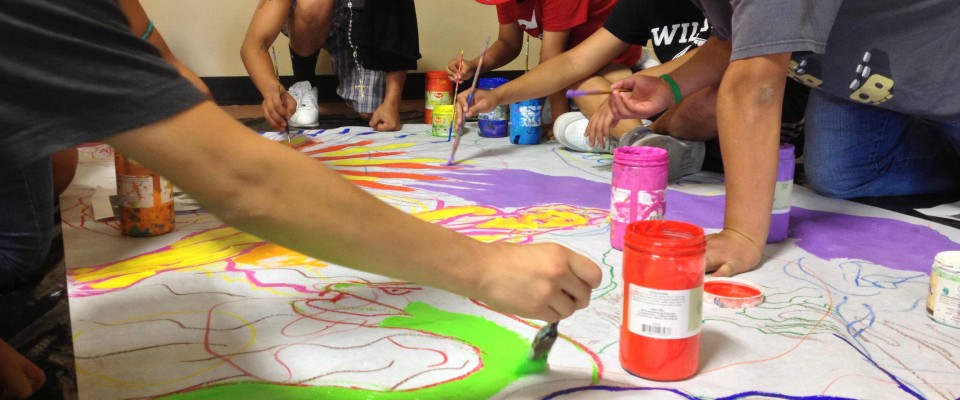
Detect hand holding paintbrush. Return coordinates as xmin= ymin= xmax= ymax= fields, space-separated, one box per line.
xmin=269 ymin=46 xmax=292 ymax=147
xmin=446 ymin=37 xmax=490 ymax=166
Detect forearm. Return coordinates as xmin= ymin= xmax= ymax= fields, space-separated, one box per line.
xmin=635 ymin=48 xmax=698 ymax=77
xmin=106 ymin=102 xmax=486 ymax=299
xmin=717 ymin=55 xmax=790 ymax=244
xmin=241 ymin=44 xmax=284 ymax=98
xmin=662 ymin=37 xmax=730 ymax=99
xmin=497 ymin=30 xmax=627 ymax=105
xmin=381 ymin=70 xmax=406 ymax=109
xmin=471 ymin=39 xmax=521 ymax=74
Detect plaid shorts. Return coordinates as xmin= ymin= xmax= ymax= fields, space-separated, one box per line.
xmin=286 ymin=0 xmax=385 ymax=114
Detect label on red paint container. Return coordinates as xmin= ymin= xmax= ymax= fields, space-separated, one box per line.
xmin=626 ymin=284 xmax=702 ymax=339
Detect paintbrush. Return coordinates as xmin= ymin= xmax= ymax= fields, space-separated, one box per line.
xmin=446 ymin=37 xmax=490 ymax=166
xmin=518 ymin=321 xmax=559 ymax=375
xmin=523 ymin=33 xmax=531 ymax=73
xmin=565 ymin=88 xmax=633 ymax=98
xmin=270 ymin=46 xmax=293 ymax=147
xmin=447 ymin=50 xmax=465 ymax=142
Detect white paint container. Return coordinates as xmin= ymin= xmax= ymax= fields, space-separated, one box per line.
xmin=928 ymin=251 xmax=960 ymax=329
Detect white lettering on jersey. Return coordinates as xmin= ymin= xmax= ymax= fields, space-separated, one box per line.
xmin=518 ymin=12 xmax=538 ymax=31
xmin=652 ymin=18 xmax=710 ymax=47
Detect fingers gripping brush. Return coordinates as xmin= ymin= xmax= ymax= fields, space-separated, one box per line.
xmin=446 ymin=37 xmax=490 ymax=166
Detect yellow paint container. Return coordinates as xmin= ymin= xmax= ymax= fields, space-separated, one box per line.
xmin=431 ymin=104 xmax=455 ymax=138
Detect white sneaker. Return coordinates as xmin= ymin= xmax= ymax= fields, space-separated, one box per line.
xmin=623 ymin=127 xmax=705 ymax=181
xmin=553 ymin=112 xmax=616 ymax=153
xmin=288 ymin=81 xmax=319 ymax=128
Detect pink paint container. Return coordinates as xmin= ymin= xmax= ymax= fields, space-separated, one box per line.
xmin=767 ymin=144 xmax=796 ymax=243
xmin=610 ymin=146 xmax=668 ymax=250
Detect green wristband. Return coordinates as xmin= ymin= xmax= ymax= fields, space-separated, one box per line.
xmin=660 ymin=74 xmax=682 ymax=105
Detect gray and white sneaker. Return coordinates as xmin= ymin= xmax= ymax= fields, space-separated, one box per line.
xmin=553 ymin=112 xmax=616 ymax=153
xmin=288 ymin=80 xmax=319 ymax=128
xmin=619 ymin=126 xmax=705 ymax=181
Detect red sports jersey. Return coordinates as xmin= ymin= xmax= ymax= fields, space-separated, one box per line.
xmin=495 ymin=0 xmax=642 ymax=66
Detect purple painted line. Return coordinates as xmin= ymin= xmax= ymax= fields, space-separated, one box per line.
xmin=413 ymin=170 xmax=610 ymax=209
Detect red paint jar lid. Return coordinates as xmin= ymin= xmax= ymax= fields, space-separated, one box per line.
xmin=703 ymin=277 xmax=765 ymax=308
xmin=623 ymin=220 xmax=705 ymax=257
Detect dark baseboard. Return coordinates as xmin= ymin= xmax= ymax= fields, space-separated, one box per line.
xmin=203 ymin=70 xmax=526 ymax=106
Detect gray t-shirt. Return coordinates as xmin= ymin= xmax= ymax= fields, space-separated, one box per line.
xmin=691 ymin=0 xmax=960 ymax=120
xmin=0 ymin=0 xmax=207 ymax=164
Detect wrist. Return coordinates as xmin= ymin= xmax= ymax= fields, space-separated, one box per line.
xmin=659 ymin=74 xmax=682 ymax=106
xmin=723 ymin=226 xmax=762 ymax=249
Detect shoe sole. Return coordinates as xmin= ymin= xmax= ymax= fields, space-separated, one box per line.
xmin=635 ymin=135 xmax=706 ymax=181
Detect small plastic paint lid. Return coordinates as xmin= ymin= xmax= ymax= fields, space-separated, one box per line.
xmin=703 ymin=277 xmax=765 ymax=308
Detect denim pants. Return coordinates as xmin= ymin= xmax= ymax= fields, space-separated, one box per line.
xmin=0 ymin=157 xmax=55 ymax=293
xmin=804 ymin=90 xmax=960 ymax=199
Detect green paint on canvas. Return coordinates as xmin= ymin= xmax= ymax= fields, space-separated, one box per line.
xmin=159 ymin=302 xmax=540 ymax=400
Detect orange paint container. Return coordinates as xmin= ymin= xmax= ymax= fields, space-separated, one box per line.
xmin=620 ymin=220 xmax=704 ymax=381
xmin=425 ymin=71 xmax=453 ymax=124
xmin=114 ymin=151 xmax=174 ymax=237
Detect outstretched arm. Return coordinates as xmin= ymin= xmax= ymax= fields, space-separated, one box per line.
xmin=447 ymin=22 xmax=524 ymax=83
xmin=240 ymin=0 xmax=297 ymax=130
xmin=608 ymin=37 xmax=731 ymax=122
xmin=118 ymin=0 xmax=212 ymax=97
xmin=458 ymin=28 xmax=629 ymax=121
xmin=707 ymin=53 xmax=790 ymax=277
xmin=105 ymin=101 xmax=603 ymax=321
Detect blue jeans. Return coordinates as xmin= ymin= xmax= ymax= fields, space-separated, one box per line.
xmin=0 ymin=157 xmax=55 ymax=293
xmin=804 ymin=90 xmax=960 ymax=198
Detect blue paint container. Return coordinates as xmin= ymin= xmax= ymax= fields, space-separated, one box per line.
xmin=510 ymin=98 xmax=542 ymax=145
xmin=477 ymin=77 xmax=510 ymax=138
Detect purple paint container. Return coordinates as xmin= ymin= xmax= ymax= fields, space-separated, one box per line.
xmin=767 ymin=143 xmax=796 ymax=243
xmin=610 ymin=146 xmax=668 ymax=250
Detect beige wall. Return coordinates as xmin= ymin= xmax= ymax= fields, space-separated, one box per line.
xmin=140 ymin=0 xmax=541 ymax=77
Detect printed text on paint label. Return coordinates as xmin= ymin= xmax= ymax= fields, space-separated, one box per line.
xmin=772 ymin=180 xmax=794 ymax=213
xmin=627 ymin=283 xmax=702 ymax=339
xmin=425 ymin=91 xmax=452 ymax=109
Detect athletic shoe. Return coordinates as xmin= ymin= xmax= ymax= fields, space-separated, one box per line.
xmin=621 ymin=126 xmax=705 ymax=181
xmin=288 ymin=81 xmax=319 ymax=128
xmin=552 ymin=112 xmax=616 ymax=153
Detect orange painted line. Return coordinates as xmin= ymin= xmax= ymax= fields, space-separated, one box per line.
xmin=337 ymin=170 xmax=447 ymax=181
xmin=315 ymin=152 xmax=406 ymax=162
xmin=304 ymin=140 xmax=377 ymax=155
xmin=353 ymin=180 xmax=415 ymax=192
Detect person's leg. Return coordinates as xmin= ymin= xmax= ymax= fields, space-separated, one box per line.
xmin=804 ymin=90 xmax=960 ymax=198
xmin=288 ymin=0 xmax=336 ymax=86
xmin=650 ymin=84 xmax=720 ymax=142
xmin=326 ymin=0 xmax=384 ymax=120
xmin=0 ymin=158 xmax=55 ymax=294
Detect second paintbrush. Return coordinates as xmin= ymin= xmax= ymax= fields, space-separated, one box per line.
xmin=565 ymin=88 xmax=633 ymax=98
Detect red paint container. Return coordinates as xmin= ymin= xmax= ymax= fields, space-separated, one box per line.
xmin=620 ymin=220 xmax=704 ymax=381
xmin=424 ymin=71 xmax=453 ymax=124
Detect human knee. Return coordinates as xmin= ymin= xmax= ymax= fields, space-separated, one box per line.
xmin=292 ymin=0 xmax=335 ymax=27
